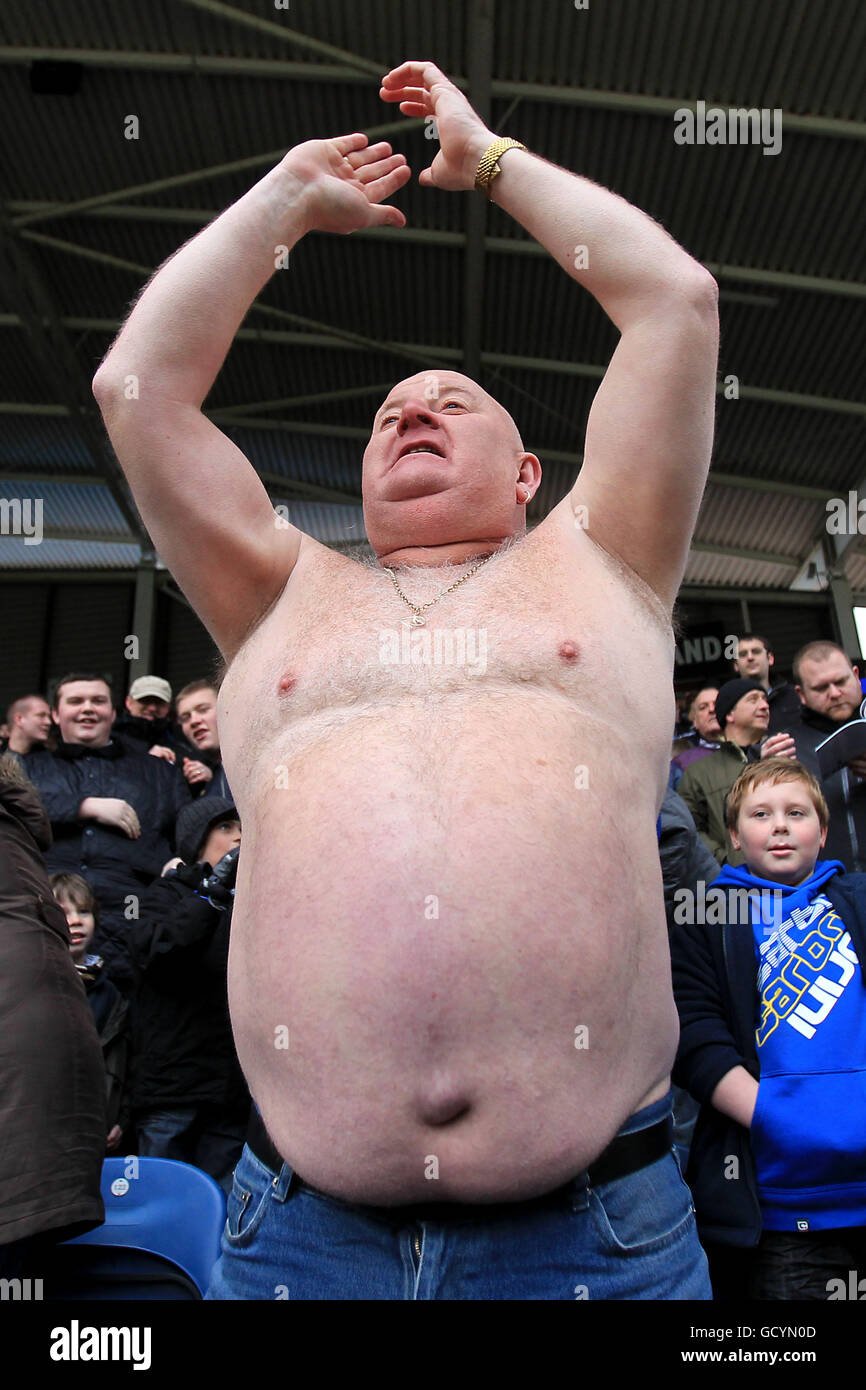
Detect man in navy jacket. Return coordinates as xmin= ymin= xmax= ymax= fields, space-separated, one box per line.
xmin=23 ymin=673 xmax=190 ymax=994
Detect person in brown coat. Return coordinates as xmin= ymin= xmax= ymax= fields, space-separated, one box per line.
xmin=0 ymin=754 xmax=106 ymax=1277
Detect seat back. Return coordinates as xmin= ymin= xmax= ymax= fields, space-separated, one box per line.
xmin=54 ymin=1157 xmax=226 ymax=1298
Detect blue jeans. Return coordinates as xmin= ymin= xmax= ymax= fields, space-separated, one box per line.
xmin=206 ymin=1091 xmax=711 ymax=1299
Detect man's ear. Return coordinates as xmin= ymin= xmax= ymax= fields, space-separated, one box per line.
xmin=50 ymin=709 xmax=60 ymax=727
xmin=125 ymin=696 xmax=135 ymax=714
xmin=729 ymin=826 xmax=741 ymax=851
xmin=794 ymin=684 xmax=806 ymax=705
xmin=517 ymin=452 xmax=542 ymax=494
xmin=767 ymin=652 xmax=775 ymax=672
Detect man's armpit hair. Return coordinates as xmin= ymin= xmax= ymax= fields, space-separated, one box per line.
xmin=211 ymin=652 xmax=227 ymax=691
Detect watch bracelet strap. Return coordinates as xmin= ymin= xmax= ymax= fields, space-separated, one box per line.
xmin=474 ymin=138 xmax=528 ymax=196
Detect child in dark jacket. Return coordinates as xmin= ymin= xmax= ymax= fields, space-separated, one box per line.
xmin=128 ymin=798 xmax=249 ymax=1195
xmin=50 ymin=872 xmax=130 ymax=1154
xmin=671 ymin=757 xmax=866 ymax=1300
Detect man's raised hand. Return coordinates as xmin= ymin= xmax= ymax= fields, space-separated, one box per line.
xmin=286 ymin=134 xmax=411 ymax=235
xmin=380 ymin=61 xmax=496 ymax=191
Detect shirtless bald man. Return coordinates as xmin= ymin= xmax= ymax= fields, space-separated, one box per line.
xmin=93 ymin=61 xmax=719 ymax=1300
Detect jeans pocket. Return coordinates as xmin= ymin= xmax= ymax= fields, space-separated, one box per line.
xmin=225 ymin=1151 xmax=276 ymax=1246
xmin=590 ymin=1150 xmax=696 ymax=1256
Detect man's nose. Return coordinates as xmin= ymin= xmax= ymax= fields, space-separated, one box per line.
xmin=397 ymin=400 xmax=439 ymax=432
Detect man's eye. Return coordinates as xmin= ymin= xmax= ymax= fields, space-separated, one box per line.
xmin=442 ymin=401 xmax=462 ymax=410
xmin=381 ymin=414 xmax=398 ymax=427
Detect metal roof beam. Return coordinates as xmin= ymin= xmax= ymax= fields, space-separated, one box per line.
xmin=10 ymin=120 xmax=420 ymax=230
xmin=0 ymin=47 xmax=374 ymax=82
xmin=2 ymin=310 xmax=863 ymax=416
xmin=12 ymin=210 xmax=865 ymax=301
xmin=37 ymin=528 xmax=136 ymax=544
xmin=679 ymin=584 xmax=828 ymax=605
xmin=217 ymin=382 xmax=397 ymax=417
xmin=690 ymin=541 xmax=800 ymax=567
xmin=490 ymin=82 xmax=866 ymax=141
xmin=173 ymin=0 xmax=387 ymax=77
xmin=2 ymin=47 xmax=863 ymax=140
xmin=0 ymin=469 xmax=106 ymax=485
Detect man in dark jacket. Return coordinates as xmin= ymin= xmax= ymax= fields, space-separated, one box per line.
xmin=175 ymin=681 xmax=232 ymax=800
xmin=113 ymin=674 xmax=179 ymax=757
xmin=129 ymin=797 xmax=249 ymax=1193
xmin=0 ymin=755 xmax=105 ymax=1277
xmin=732 ymin=634 xmax=802 ymax=736
xmin=771 ymin=641 xmax=866 ymax=872
xmin=22 ymin=672 xmax=191 ymax=995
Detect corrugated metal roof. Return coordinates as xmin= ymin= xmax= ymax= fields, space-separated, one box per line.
xmin=695 ymin=483 xmax=824 ymax=558
xmin=0 ymin=537 xmax=141 ymax=568
xmin=0 ymin=0 xmax=863 ymax=596
xmin=683 ymin=550 xmax=801 ymax=589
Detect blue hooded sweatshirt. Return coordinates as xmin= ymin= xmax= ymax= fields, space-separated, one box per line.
xmin=713 ymin=859 xmax=866 ymax=1231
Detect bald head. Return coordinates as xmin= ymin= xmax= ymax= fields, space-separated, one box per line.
xmin=374 ymin=371 xmax=525 ymax=447
xmin=361 ymin=370 xmax=541 ymax=564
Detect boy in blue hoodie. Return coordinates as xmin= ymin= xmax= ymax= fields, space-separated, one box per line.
xmin=671 ymin=756 xmax=866 ymax=1299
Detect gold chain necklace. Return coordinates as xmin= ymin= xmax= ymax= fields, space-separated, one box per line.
xmin=383 ymin=552 xmax=495 ymax=626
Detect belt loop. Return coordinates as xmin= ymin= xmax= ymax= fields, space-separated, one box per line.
xmin=569 ymin=1170 xmax=590 ymax=1213
xmin=270 ymin=1160 xmax=295 ymax=1203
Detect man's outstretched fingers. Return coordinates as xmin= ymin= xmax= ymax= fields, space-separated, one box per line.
xmin=333 ymin=132 xmax=369 ymax=155
xmin=363 ymin=165 xmax=412 ymax=209
xmin=381 ymin=60 xmax=446 ymax=92
xmin=347 ymin=141 xmax=399 ymax=169
xmin=355 ymin=153 xmax=409 ymax=186
xmin=380 ymin=83 xmax=430 ymax=105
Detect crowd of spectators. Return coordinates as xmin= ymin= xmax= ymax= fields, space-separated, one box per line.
xmin=0 ymin=670 xmax=247 ymax=1241
xmin=2 ymin=633 xmax=865 ymax=1300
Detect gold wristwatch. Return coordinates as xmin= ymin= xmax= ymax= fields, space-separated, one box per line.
xmin=474 ymin=138 xmax=528 ymax=197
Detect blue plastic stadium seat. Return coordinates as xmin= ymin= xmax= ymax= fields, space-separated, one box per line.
xmin=48 ymin=1157 xmax=226 ymax=1299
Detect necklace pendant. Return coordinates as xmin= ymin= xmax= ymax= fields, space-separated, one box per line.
xmin=412 ymin=614 xmax=426 ymax=627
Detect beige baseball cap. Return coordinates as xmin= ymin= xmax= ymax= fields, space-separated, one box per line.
xmin=128 ymin=676 xmax=172 ymax=703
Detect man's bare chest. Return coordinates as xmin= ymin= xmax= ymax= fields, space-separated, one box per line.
xmin=219 ymin=524 xmax=673 ymax=760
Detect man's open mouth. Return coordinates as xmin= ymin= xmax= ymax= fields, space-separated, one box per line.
xmin=396 ymin=440 xmax=446 ymax=461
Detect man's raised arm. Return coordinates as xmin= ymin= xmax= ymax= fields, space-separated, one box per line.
xmin=382 ymin=62 xmax=719 ymax=611
xmin=92 ymin=135 xmax=410 ymax=660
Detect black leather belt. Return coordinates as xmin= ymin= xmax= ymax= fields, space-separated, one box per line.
xmin=246 ymin=1106 xmax=673 ymax=1213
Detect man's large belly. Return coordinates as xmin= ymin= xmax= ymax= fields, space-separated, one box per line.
xmin=227 ymin=689 xmax=678 ymax=1204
